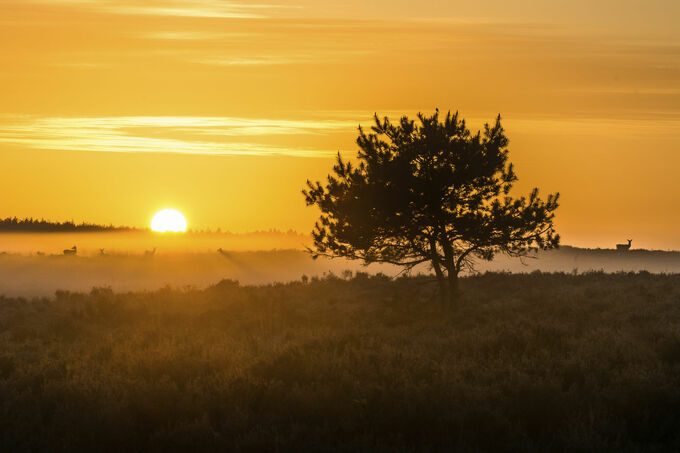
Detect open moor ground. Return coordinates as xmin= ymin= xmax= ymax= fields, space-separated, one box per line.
xmin=1 ymin=272 xmax=679 ymax=451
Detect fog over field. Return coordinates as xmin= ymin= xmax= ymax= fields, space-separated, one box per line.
xmin=0 ymin=232 xmax=393 ymax=297
xmin=2 ymin=233 xmax=680 ymax=298
xmin=0 ymin=231 xmax=308 ymax=256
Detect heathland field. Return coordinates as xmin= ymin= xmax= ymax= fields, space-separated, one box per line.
xmin=1 ymin=272 xmax=680 ymax=452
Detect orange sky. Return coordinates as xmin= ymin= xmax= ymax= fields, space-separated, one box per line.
xmin=1 ymin=0 xmax=679 ymax=248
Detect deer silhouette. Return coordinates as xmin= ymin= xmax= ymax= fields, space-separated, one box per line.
xmin=63 ymin=246 xmax=77 ymax=256
xmin=616 ymin=239 xmax=632 ymax=251
xmin=144 ymin=247 xmax=156 ymax=256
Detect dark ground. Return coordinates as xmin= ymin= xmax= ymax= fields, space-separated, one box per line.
xmin=1 ymin=272 xmax=680 ymax=452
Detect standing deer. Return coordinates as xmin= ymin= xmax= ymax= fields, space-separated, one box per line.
xmin=63 ymin=246 xmax=77 ymax=256
xmin=616 ymin=239 xmax=632 ymax=251
xmin=144 ymin=247 xmax=156 ymax=256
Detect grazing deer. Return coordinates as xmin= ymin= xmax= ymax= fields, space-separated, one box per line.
xmin=616 ymin=239 xmax=632 ymax=251
xmin=144 ymin=247 xmax=156 ymax=256
xmin=63 ymin=246 xmax=77 ymax=256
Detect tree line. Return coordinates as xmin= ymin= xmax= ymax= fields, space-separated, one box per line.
xmin=0 ymin=217 xmax=138 ymax=233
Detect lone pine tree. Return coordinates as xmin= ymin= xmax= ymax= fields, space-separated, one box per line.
xmin=303 ymin=110 xmax=559 ymax=305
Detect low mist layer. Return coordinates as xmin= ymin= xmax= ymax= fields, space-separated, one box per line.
xmin=485 ymin=246 xmax=680 ymax=274
xmin=0 ymin=250 xmax=400 ymax=298
xmin=0 ymin=231 xmax=308 ymax=256
xmin=2 ymin=235 xmax=680 ymax=298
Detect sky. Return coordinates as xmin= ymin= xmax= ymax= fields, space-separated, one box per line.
xmin=1 ymin=0 xmax=679 ymax=249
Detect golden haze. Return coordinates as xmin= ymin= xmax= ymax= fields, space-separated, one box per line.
xmin=1 ymin=0 xmax=679 ymax=248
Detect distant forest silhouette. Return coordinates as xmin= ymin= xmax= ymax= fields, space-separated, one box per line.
xmin=0 ymin=217 xmax=138 ymax=233
xmin=0 ymin=217 xmax=308 ymax=237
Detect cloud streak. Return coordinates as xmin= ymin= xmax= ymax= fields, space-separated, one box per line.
xmin=27 ymin=0 xmax=285 ymax=19
xmin=142 ymin=31 xmax=257 ymax=40
xmin=0 ymin=116 xmax=354 ymax=157
xmin=1 ymin=113 xmax=677 ymax=161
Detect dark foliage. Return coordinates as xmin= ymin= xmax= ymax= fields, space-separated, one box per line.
xmin=1 ymin=273 xmax=680 ymax=452
xmin=0 ymin=217 xmax=138 ymax=233
xmin=304 ymin=111 xmax=559 ymax=305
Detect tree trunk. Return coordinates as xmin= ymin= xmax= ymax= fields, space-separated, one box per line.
xmin=437 ymin=235 xmax=460 ymax=308
xmin=447 ymin=269 xmax=460 ymax=306
xmin=432 ymin=259 xmax=449 ymax=306
xmin=439 ymin=248 xmax=460 ymax=307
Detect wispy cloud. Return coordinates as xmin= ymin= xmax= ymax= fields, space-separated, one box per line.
xmin=318 ymin=110 xmax=680 ymax=138
xmin=195 ymin=56 xmax=303 ymax=66
xmin=194 ymin=50 xmax=372 ymax=66
xmin=52 ymin=62 xmax=106 ymax=69
xmin=0 ymin=116 xmax=353 ymax=157
xmin=28 ymin=0 xmax=286 ymax=19
xmin=142 ymin=31 xmax=257 ymax=40
xmin=1 ymin=114 xmax=677 ymax=161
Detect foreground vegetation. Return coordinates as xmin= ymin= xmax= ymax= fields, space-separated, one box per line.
xmin=1 ymin=272 xmax=679 ymax=452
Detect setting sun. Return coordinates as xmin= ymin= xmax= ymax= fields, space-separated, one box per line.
xmin=151 ymin=209 xmax=188 ymax=233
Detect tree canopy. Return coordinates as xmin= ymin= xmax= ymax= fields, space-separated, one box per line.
xmin=303 ymin=110 xmax=559 ymax=305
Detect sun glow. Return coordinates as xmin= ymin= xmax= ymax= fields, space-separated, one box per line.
xmin=151 ymin=209 xmax=188 ymax=233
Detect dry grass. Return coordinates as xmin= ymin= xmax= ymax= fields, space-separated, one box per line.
xmin=1 ymin=272 xmax=679 ymax=452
